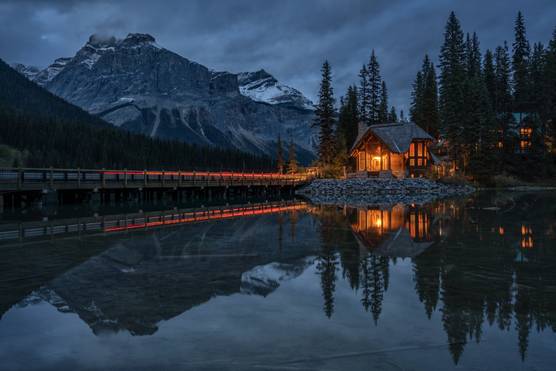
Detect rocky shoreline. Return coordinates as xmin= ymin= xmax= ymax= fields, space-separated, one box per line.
xmin=296 ymin=178 xmax=475 ymax=207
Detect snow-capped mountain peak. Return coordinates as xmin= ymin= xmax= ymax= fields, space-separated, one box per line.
xmin=11 ymin=63 xmax=41 ymax=81
xmin=238 ymin=69 xmax=314 ymax=110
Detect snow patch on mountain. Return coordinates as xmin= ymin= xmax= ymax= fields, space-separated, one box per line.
xmin=240 ymin=257 xmax=315 ymax=296
xmin=238 ymin=70 xmax=315 ymax=110
xmin=11 ymin=63 xmax=41 ymax=80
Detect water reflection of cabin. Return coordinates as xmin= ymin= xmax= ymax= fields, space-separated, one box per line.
xmin=351 ymin=204 xmax=433 ymax=258
xmin=350 ymin=122 xmax=434 ymax=178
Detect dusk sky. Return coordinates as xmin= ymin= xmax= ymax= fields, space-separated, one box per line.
xmin=1 ymin=0 xmax=555 ymax=113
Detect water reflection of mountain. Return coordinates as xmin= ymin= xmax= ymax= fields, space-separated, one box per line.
xmin=311 ymin=192 xmax=556 ymax=364
xmin=16 ymin=206 xmax=318 ymax=336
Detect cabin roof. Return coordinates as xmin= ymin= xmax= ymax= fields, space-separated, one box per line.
xmin=350 ymin=122 xmax=433 ymax=154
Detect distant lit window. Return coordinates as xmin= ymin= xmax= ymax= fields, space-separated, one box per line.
xmin=520 ymin=225 xmax=534 ymax=249
xmin=519 ymin=127 xmax=532 ymax=153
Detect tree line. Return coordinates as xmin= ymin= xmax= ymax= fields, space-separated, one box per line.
xmin=0 ymin=59 xmax=275 ymax=171
xmin=311 ymin=11 xmax=556 ymax=181
xmin=430 ymin=11 xmax=556 ymax=180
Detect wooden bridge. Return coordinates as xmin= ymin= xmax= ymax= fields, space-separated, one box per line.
xmin=0 ymin=167 xmax=313 ymax=208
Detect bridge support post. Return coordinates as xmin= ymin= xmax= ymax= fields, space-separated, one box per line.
xmin=41 ymin=189 xmax=58 ymax=207
xmin=89 ymin=190 xmax=101 ymax=204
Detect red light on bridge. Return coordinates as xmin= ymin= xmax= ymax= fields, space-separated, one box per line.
xmin=103 ymin=203 xmax=306 ymax=233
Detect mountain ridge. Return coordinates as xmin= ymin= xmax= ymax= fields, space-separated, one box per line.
xmin=13 ymin=33 xmax=317 ymax=164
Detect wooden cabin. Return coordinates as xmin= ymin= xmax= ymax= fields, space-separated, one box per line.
xmin=350 ymin=122 xmax=434 ymax=178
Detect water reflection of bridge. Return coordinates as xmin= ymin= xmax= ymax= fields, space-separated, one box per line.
xmin=0 ymin=201 xmax=307 ymax=245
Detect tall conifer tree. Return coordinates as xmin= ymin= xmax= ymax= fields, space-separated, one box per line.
xmin=379 ymin=80 xmax=389 ymax=123
xmin=545 ymin=29 xmax=556 ymax=147
xmin=439 ymin=11 xmax=466 ymax=165
xmin=483 ymin=49 xmax=496 ymax=109
xmin=337 ymin=85 xmax=359 ymax=152
xmin=367 ymin=50 xmax=383 ymax=125
xmin=411 ymin=55 xmax=439 ymax=137
xmin=388 ymin=106 xmax=398 ymax=122
xmin=358 ymin=64 xmax=370 ymax=124
xmin=512 ymin=11 xmax=531 ymax=112
xmin=313 ymin=60 xmax=336 ymax=165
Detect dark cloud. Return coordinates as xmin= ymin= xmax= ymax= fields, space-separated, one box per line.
xmin=1 ymin=0 xmax=555 ymax=113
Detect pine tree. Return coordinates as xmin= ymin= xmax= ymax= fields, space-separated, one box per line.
xmin=379 ymin=80 xmax=389 ymax=123
xmin=483 ymin=49 xmax=496 ymax=109
xmin=512 ymin=11 xmax=531 ymax=112
xmin=423 ymin=56 xmax=440 ymax=137
xmin=358 ymin=64 xmax=370 ymax=123
xmin=388 ymin=106 xmax=398 ymax=122
xmin=337 ymin=85 xmax=359 ymax=151
xmin=410 ymin=71 xmax=424 ymax=125
xmin=411 ymin=55 xmax=440 ymax=137
xmin=494 ymin=42 xmax=513 ymax=116
xmin=367 ymin=50 xmax=383 ymax=125
xmin=545 ymin=28 xmax=556 ymax=148
xmin=313 ymin=60 xmax=336 ymax=165
xmin=287 ymin=138 xmax=298 ymax=173
xmin=462 ymin=32 xmax=499 ymax=177
xmin=276 ymin=135 xmax=284 ymax=173
xmin=530 ymin=42 xmax=546 ymax=117
xmin=400 ymin=109 xmax=406 ymax=122
xmin=439 ymin=11 xmax=467 ymax=166
xmin=494 ymin=43 xmax=513 ymax=164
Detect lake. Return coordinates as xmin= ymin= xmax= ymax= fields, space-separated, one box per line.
xmin=0 ymin=192 xmax=555 ymax=370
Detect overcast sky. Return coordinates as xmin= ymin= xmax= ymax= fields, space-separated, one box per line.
xmin=1 ymin=0 xmax=555 ymax=113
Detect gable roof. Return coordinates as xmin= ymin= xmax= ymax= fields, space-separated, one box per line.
xmin=350 ymin=122 xmax=433 ymax=154
xmin=352 ymin=227 xmax=433 ymax=258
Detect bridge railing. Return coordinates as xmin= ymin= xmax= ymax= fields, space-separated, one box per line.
xmin=0 ymin=167 xmax=313 ymax=190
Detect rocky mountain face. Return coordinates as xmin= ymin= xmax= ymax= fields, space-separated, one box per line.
xmin=15 ymin=33 xmax=316 ymax=163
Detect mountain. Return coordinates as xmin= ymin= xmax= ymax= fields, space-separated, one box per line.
xmin=11 ymin=63 xmax=41 ymax=81
xmin=16 ymin=33 xmax=316 ymax=163
xmin=238 ymin=70 xmax=314 ymax=110
xmin=0 ymin=58 xmax=274 ymax=170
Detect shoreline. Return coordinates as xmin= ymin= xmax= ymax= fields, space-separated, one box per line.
xmin=296 ymin=178 xmax=475 ymax=207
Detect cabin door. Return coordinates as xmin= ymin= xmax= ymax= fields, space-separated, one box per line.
xmin=371 ymin=157 xmax=381 ymax=172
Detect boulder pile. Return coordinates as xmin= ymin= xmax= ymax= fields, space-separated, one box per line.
xmin=296 ymin=178 xmax=474 ymax=206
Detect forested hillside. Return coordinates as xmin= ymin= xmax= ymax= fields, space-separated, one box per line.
xmin=0 ymin=59 xmax=274 ymax=171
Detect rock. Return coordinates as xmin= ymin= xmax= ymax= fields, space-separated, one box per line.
xmin=296 ymin=178 xmax=475 ymax=207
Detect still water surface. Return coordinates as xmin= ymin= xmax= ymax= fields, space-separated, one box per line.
xmin=0 ymin=192 xmax=555 ymax=370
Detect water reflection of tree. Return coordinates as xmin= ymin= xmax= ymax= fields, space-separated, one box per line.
xmin=410 ymin=192 xmax=556 ymax=364
xmin=315 ymin=206 xmax=341 ymax=318
xmin=313 ymin=193 xmax=556 ymax=364
xmin=360 ymin=255 xmax=389 ymax=324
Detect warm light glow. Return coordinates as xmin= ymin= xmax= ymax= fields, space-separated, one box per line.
xmin=498 ymin=226 xmax=504 ymax=236
xmin=520 ymin=225 xmax=534 ymax=249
